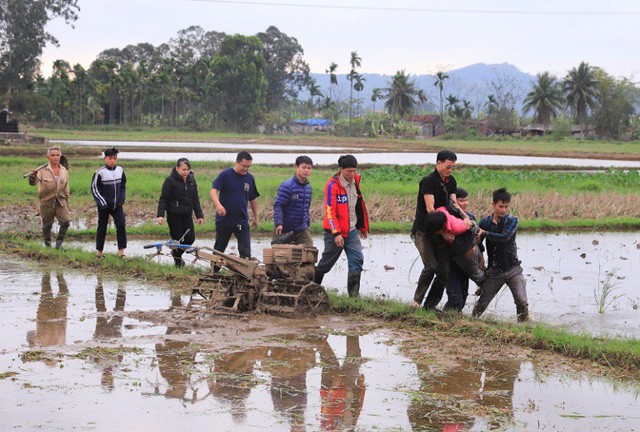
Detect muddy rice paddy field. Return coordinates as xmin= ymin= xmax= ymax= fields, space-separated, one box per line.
xmin=1 ymin=229 xmax=639 ymax=431
xmin=1 ymin=255 xmax=640 ymax=431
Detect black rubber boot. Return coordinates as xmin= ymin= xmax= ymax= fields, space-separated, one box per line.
xmin=55 ymin=221 xmax=70 ymax=249
xmin=516 ymin=306 xmax=530 ymax=322
xmin=314 ymin=269 xmax=324 ymax=285
xmin=347 ymin=271 xmax=361 ymax=298
xmin=42 ymin=224 xmax=53 ymax=248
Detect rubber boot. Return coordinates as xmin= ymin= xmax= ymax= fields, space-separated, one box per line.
xmin=516 ymin=306 xmax=529 ymax=322
xmin=42 ymin=224 xmax=53 ymax=248
xmin=347 ymin=271 xmax=361 ymax=298
xmin=314 ymin=269 xmax=324 ymax=285
xmin=55 ymin=221 xmax=70 ymax=250
xmin=173 ymin=258 xmax=185 ymax=267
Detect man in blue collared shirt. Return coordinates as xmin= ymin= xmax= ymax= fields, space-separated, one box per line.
xmin=472 ymin=188 xmax=529 ymax=322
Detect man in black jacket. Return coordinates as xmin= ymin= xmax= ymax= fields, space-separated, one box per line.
xmin=92 ymin=147 xmax=127 ymax=258
xmin=473 ymin=188 xmax=529 ymax=322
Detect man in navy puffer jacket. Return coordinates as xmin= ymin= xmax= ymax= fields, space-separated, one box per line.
xmin=273 ymin=156 xmax=314 ymax=247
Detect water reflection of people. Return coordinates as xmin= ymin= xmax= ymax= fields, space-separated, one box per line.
xmin=155 ymin=292 xmax=199 ymax=402
xmin=320 ymin=335 xmax=366 ymax=431
xmin=407 ymin=358 xmax=521 ymax=431
xmin=93 ymin=276 xmax=127 ymax=390
xmin=27 ymin=272 xmax=69 ymax=348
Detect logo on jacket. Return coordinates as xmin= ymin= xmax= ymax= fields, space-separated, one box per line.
xmin=336 ymin=194 xmax=348 ymax=204
xmin=292 ymin=193 xmax=299 ymax=200
xmin=244 ymin=183 xmax=250 ymax=192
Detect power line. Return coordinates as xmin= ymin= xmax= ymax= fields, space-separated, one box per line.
xmin=190 ymin=0 xmax=640 ymax=16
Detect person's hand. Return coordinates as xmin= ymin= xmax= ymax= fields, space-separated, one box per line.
xmin=157 ymin=217 xmax=164 ymax=225
xmin=334 ymin=235 xmax=344 ymax=248
xmin=251 ymin=215 xmax=258 ymax=229
xmin=464 ymin=217 xmax=473 ymax=229
xmin=476 ymin=228 xmax=485 ymax=241
xmin=215 ymin=204 xmax=226 ymax=216
xmin=196 ymin=218 xmax=204 ymax=225
xmin=359 ymin=230 xmax=368 ymax=240
xmin=442 ymin=232 xmax=455 ymax=243
xmin=275 ymin=225 xmax=283 ymax=235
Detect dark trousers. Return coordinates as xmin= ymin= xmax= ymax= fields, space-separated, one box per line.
xmin=412 ymin=232 xmax=451 ymax=308
xmin=214 ymin=222 xmax=251 ymax=259
xmin=96 ymin=206 xmax=127 ymax=252
xmin=167 ymin=213 xmax=195 ymax=264
xmin=472 ymin=265 xmax=528 ymax=321
xmin=444 ymin=262 xmax=469 ymax=311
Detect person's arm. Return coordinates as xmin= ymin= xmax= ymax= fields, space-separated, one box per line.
xmin=119 ymin=171 xmax=127 ymax=205
xmin=210 ymin=188 xmax=226 ymax=216
xmin=157 ymin=177 xmax=170 ymax=222
xmin=325 ymin=181 xmax=344 ymax=247
xmin=91 ymin=171 xmax=107 ymax=209
xmin=192 ymin=181 xmax=204 ymax=224
xmin=249 ymin=198 xmax=258 ymax=228
xmin=423 ymin=193 xmax=435 ymax=213
xmin=273 ymin=182 xmax=290 ymax=235
xmin=484 ymin=216 xmax=518 ymax=242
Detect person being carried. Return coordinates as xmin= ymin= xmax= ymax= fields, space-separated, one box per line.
xmin=157 ymin=158 xmax=204 ymax=267
xmin=314 ymin=155 xmax=369 ymax=298
xmin=411 ymin=150 xmax=472 ymax=310
xmin=272 ymin=155 xmax=314 ymax=247
xmin=472 ymin=188 xmax=530 ymax=322
xmin=444 ymin=188 xmax=485 ymax=311
xmin=91 ymin=147 xmax=127 ymax=258
xmin=210 ymin=151 xmax=259 ymax=259
xmin=28 ymin=146 xmax=71 ymax=249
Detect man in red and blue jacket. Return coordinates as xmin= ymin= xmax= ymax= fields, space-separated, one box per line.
xmin=314 ymin=155 xmax=369 ymax=297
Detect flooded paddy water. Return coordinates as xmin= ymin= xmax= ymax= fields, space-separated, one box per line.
xmin=1 ymin=255 xmax=640 ymax=431
xmin=69 ymin=230 xmax=640 ymax=338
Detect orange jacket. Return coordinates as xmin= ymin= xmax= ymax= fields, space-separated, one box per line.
xmin=322 ymin=173 xmax=369 ymax=237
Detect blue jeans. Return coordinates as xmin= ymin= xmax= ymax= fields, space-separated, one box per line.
xmin=214 ymin=222 xmax=251 ymax=258
xmin=316 ymin=229 xmax=364 ymax=278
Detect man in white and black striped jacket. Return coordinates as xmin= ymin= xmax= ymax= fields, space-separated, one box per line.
xmin=91 ymin=147 xmax=127 ymax=258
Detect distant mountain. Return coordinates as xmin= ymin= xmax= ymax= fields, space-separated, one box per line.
xmin=304 ymin=63 xmax=537 ymax=113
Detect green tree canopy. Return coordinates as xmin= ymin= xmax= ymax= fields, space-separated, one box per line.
xmin=0 ymin=0 xmax=79 ymax=108
xmin=523 ymin=71 xmax=564 ymax=132
xmin=384 ymin=70 xmax=418 ymax=118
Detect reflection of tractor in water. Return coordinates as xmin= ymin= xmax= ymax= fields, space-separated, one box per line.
xmin=145 ymin=236 xmax=330 ymax=316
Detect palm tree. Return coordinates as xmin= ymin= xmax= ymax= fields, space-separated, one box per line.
xmin=445 ymin=94 xmax=460 ymax=115
xmin=384 ymin=70 xmax=417 ymax=118
xmin=308 ymin=80 xmax=323 ymax=113
xmin=416 ymin=89 xmax=428 ymax=110
xmin=462 ymin=99 xmax=473 ymax=119
xmin=523 ymin=71 xmax=564 ymax=135
xmin=433 ymin=71 xmax=449 ymax=116
xmin=563 ymin=62 xmax=599 ymax=137
xmin=347 ymin=51 xmax=362 ymax=131
xmin=485 ymin=94 xmax=498 ymax=116
xmin=353 ymin=74 xmax=366 ymax=115
xmin=325 ymin=62 xmax=338 ymax=101
xmin=371 ymin=88 xmax=383 ymax=113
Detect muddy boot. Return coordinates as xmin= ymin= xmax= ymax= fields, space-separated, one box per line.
xmin=347 ymin=271 xmax=361 ymax=298
xmin=314 ymin=269 xmax=324 ymax=285
xmin=42 ymin=224 xmax=53 ymax=248
xmin=55 ymin=221 xmax=70 ymax=250
xmin=173 ymin=257 xmax=185 ymax=267
xmin=516 ymin=306 xmax=530 ymax=323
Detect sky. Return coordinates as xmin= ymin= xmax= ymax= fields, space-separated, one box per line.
xmin=41 ymin=0 xmax=640 ymax=79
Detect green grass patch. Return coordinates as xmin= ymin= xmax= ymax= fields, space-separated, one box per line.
xmin=329 ymin=293 xmax=640 ymax=371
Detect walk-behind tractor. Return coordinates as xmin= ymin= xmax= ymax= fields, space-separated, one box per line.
xmin=145 ymin=235 xmax=330 ymax=316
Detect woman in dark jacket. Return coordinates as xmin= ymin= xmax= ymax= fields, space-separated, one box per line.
xmin=157 ymin=158 xmax=204 ymax=266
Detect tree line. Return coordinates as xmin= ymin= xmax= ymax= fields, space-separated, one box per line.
xmin=1 ymin=1 xmax=639 ymax=138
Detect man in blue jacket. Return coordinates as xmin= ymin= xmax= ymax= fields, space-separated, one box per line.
xmin=273 ymin=156 xmax=314 ymax=247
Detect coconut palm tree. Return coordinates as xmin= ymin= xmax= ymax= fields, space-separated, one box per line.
xmin=433 ymin=71 xmax=449 ymax=116
xmin=325 ymin=62 xmax=338 ymax=100
xmin=371 ymin=88 xmax=383 ymax=113
xmin=445 ymin=94 xmax=460 ymax=114
xmin=485 ymin=94 xmax=498 ymax=116
xmin=347 ymin=51 xmax=362 ymax=131
xmin=384 ymin=70 xmax=417 ymax=118
xmin=563 ymin=62 xmax=599 ymax=137
xmin=523 ymin=72 xmax=564 ymax=135
xmin=416 ymin=89 xmax=428 ymax=110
